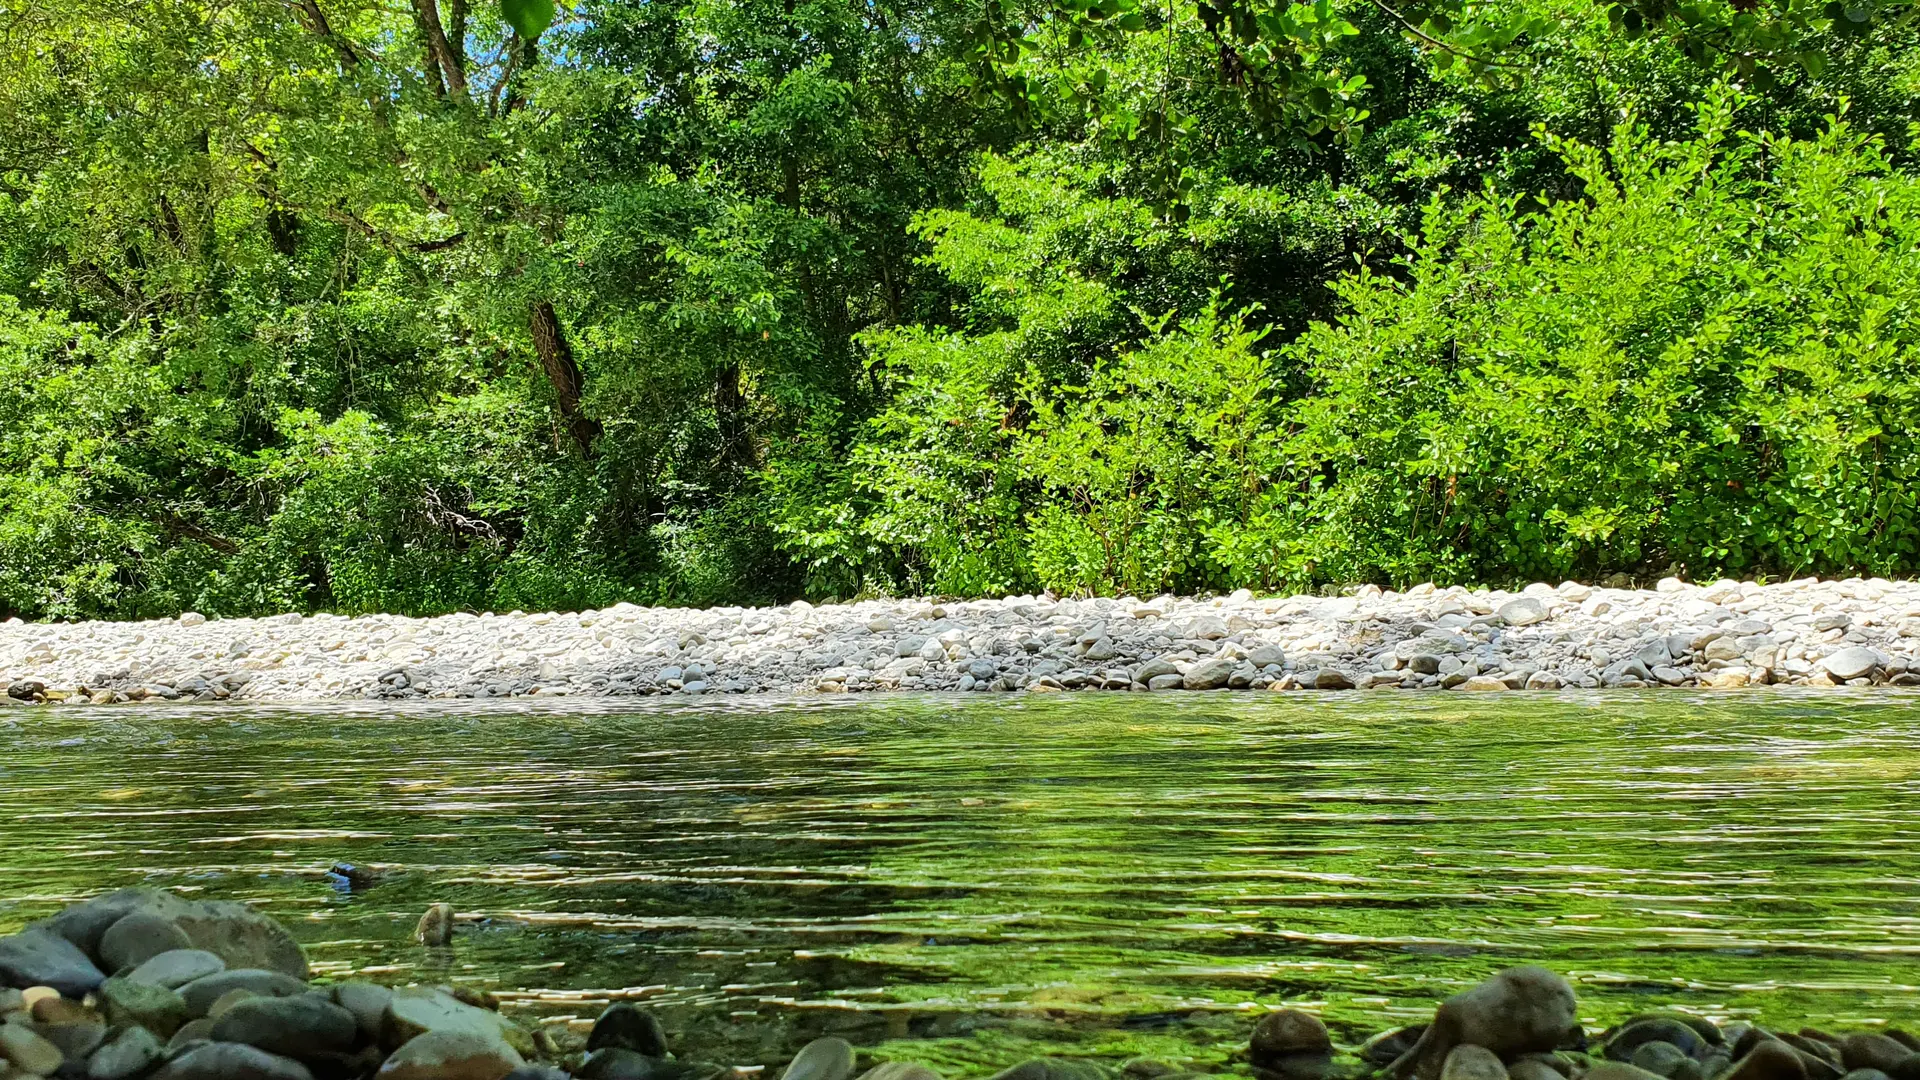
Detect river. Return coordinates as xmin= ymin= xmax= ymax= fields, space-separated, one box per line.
xmin=1 ymin=692 xmax=1915 ymax=1072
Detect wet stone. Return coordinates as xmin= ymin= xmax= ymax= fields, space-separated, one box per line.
xmin=781 ymin=1039 xmax=855 ymax=1080
xmin=86 ymin=1024 xmax=164 ymax=1080
xmin=151 ymin=1042 xmax=315 ymax=1080
xmin=586 ymin=1005 xmax=667 ymax=1058
xmin=126 ymin=952 xmax=226 ymax=991
xmin=178 ymin=971 xmax=307 ymax=1018
xmin=99 ymin=913 xmax=195 ymax=973
xmin=0 ymin=929 xmax=106 ymax=998
xmin=211 ymin=994 xmax=357 ymax=1061
xmin=98 ymin=976 xmax=192 ymax=1039
xmin=1441 ymin=1046 xmax=1508 ymax=1080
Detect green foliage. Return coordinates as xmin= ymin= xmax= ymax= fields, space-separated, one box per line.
xmin=1289 ymin=90 xmax=1920 ymax=583
xmin=3 ymin=0 xmax=1920 ymax=618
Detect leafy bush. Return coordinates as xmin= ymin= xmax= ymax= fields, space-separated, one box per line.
xmin=1288 ymin=90 xmax=1920 ymax=583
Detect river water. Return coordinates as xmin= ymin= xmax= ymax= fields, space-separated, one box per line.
xmin=1 ymin=692 xmax=1916 ymax=1073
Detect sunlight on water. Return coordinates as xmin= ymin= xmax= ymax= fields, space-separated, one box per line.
xmin=1 ymin=692 xmax=1916 ymax=1072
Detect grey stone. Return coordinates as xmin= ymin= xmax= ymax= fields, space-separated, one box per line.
xmin=127 ymin=951 xmax=226 ymax=990
xmin=329 ymin=983 xmax=392 ymax=1044
xmin=1651 ymin=666 xmax=1687 ymax=686
xmin=1311 ymin=668 xmax=1355 ymax=690
xmin=165 ymin=1019 xmax=215 ymax=1057
xmin=0 ymin=1022 xmax=66 ymax=1075
xmin=28 ymin=997 xmax=110 ymax=1059
xmin=0 ymin=928 xmax=106 ymax=997
xmin=100 ymin=913 xmax=195 ymax=973
xmin=211 ymin=994 xmax=357 ymax=1060
xmin=51 ymin=891 xmax=306 ymax=981
xmin=1408 ymin=654 xmax=1442 ymax=675
xmin=1245 ymin=645 xmax=1286 ymax=668
xmin=381 ymin=988 xmax=528 ymax=1057
xmin=1133 ymin=658 xmax=1178 ymax=681
xmin=1821 ymin=646 xmax=1880 ymax=680
xmin=1181 ymin=657 xmax=1236 ymax=690
xmin=151 ymin=1042 xmax=315 ymax=1080
xmin=1441 ymin=1046 xmax=1508 ymax=1080
xmin=783 ymin=1038 xmax=856 ymax=1080
xmin=1146 ymin=673 xmax=1184 ymax=691
xmin=586 ymin=1004 xmax=667 ymax=1057
xmin=579 ymin=1050 xmax=672 ymax=1080
xmin=375 ymin=1030 xmax=523 ymax=1080
xmin=1385 ymin=966 xmax=1576 ymax=1080
xmin=1607 ymin=1019 xmax=1706 ymax=1061
xmin=1509 ymin=1061 xmax=1565 ymax=1080
xmin=1631 ymin=1042 xmax=1694 ymax=1079
xmin=98 ymin=976 xmax=192 ymax=1038
xmin=856 ymin=1065 xmax=942 ymax=1080
xmin=177 ymin=971 xmax=308 ymax=1018
xmin=1841 ymin=1036 xmax=1912 ymax=1074
xmin=1251 ymin=1009 xmax=1331 ymax=1060
xmin=87 ymin=1023 xmax=165 ymax=1080
xmin=1498 ymin=597 xmax=1548 ymax=626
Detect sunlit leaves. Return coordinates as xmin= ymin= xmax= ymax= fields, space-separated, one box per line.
xmin=501 ymin=0 xmax=555 ymax=41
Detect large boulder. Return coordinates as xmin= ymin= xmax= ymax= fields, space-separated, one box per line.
xmin=42 ymin=889 xmax=307 ymax=981
xmin=43 ymin=889 xmax=181 ymax=956
xmin=1388 ymin=968 xmax=1578 ymax=1080
xmin=172 ymin=902 xmax=310 ymax=980
xmin=0 ymin=928 xmax=107 ymax=996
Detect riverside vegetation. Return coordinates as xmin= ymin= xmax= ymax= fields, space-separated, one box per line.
xmin=4 ymin=1 xmax=1920 ymax=621
xmin=1 ymin=891 xmax=1916 ymax=1080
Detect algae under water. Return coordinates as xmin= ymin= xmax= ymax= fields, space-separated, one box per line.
xmin=0 ymin=692 xmax=1916 ymax=1072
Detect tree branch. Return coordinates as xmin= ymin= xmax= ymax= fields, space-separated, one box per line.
xmin=288 ymin=0 xmax=363 ymax=70
xmin=411 ymin=0 xmax=470 ymax=97
xmin=1366 ymin=0 xmax=1528 ymax=70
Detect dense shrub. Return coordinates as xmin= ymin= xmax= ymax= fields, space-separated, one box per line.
xmin=784 ymin=94 xmax=1920 ymax=595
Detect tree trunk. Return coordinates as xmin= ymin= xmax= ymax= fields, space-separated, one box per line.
xmin=715 ymin=362 xmax=751 ymax=468
xmin=530 ymin=300 xmax=599 ymax=456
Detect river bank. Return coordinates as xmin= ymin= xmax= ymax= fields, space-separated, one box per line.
xmin=3 ymin=577 xmax=1919 ymax=704
xmin=2 ymin=889 xmax=1916 ymax=1080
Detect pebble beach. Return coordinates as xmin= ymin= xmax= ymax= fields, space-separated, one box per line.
xmin=5 ymin=576 xmax=1920 ymax=704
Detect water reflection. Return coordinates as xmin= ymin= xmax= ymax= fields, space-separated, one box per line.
xmin=0 ymin=692 xmax=1916 ymax=1072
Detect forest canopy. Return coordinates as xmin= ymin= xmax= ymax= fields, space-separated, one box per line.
xmin=1 ymin=0 xmax=1918 ymax=619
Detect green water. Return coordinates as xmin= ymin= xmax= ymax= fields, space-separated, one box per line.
xmin=1 ymin=693 xmax=1917 ymax=1073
